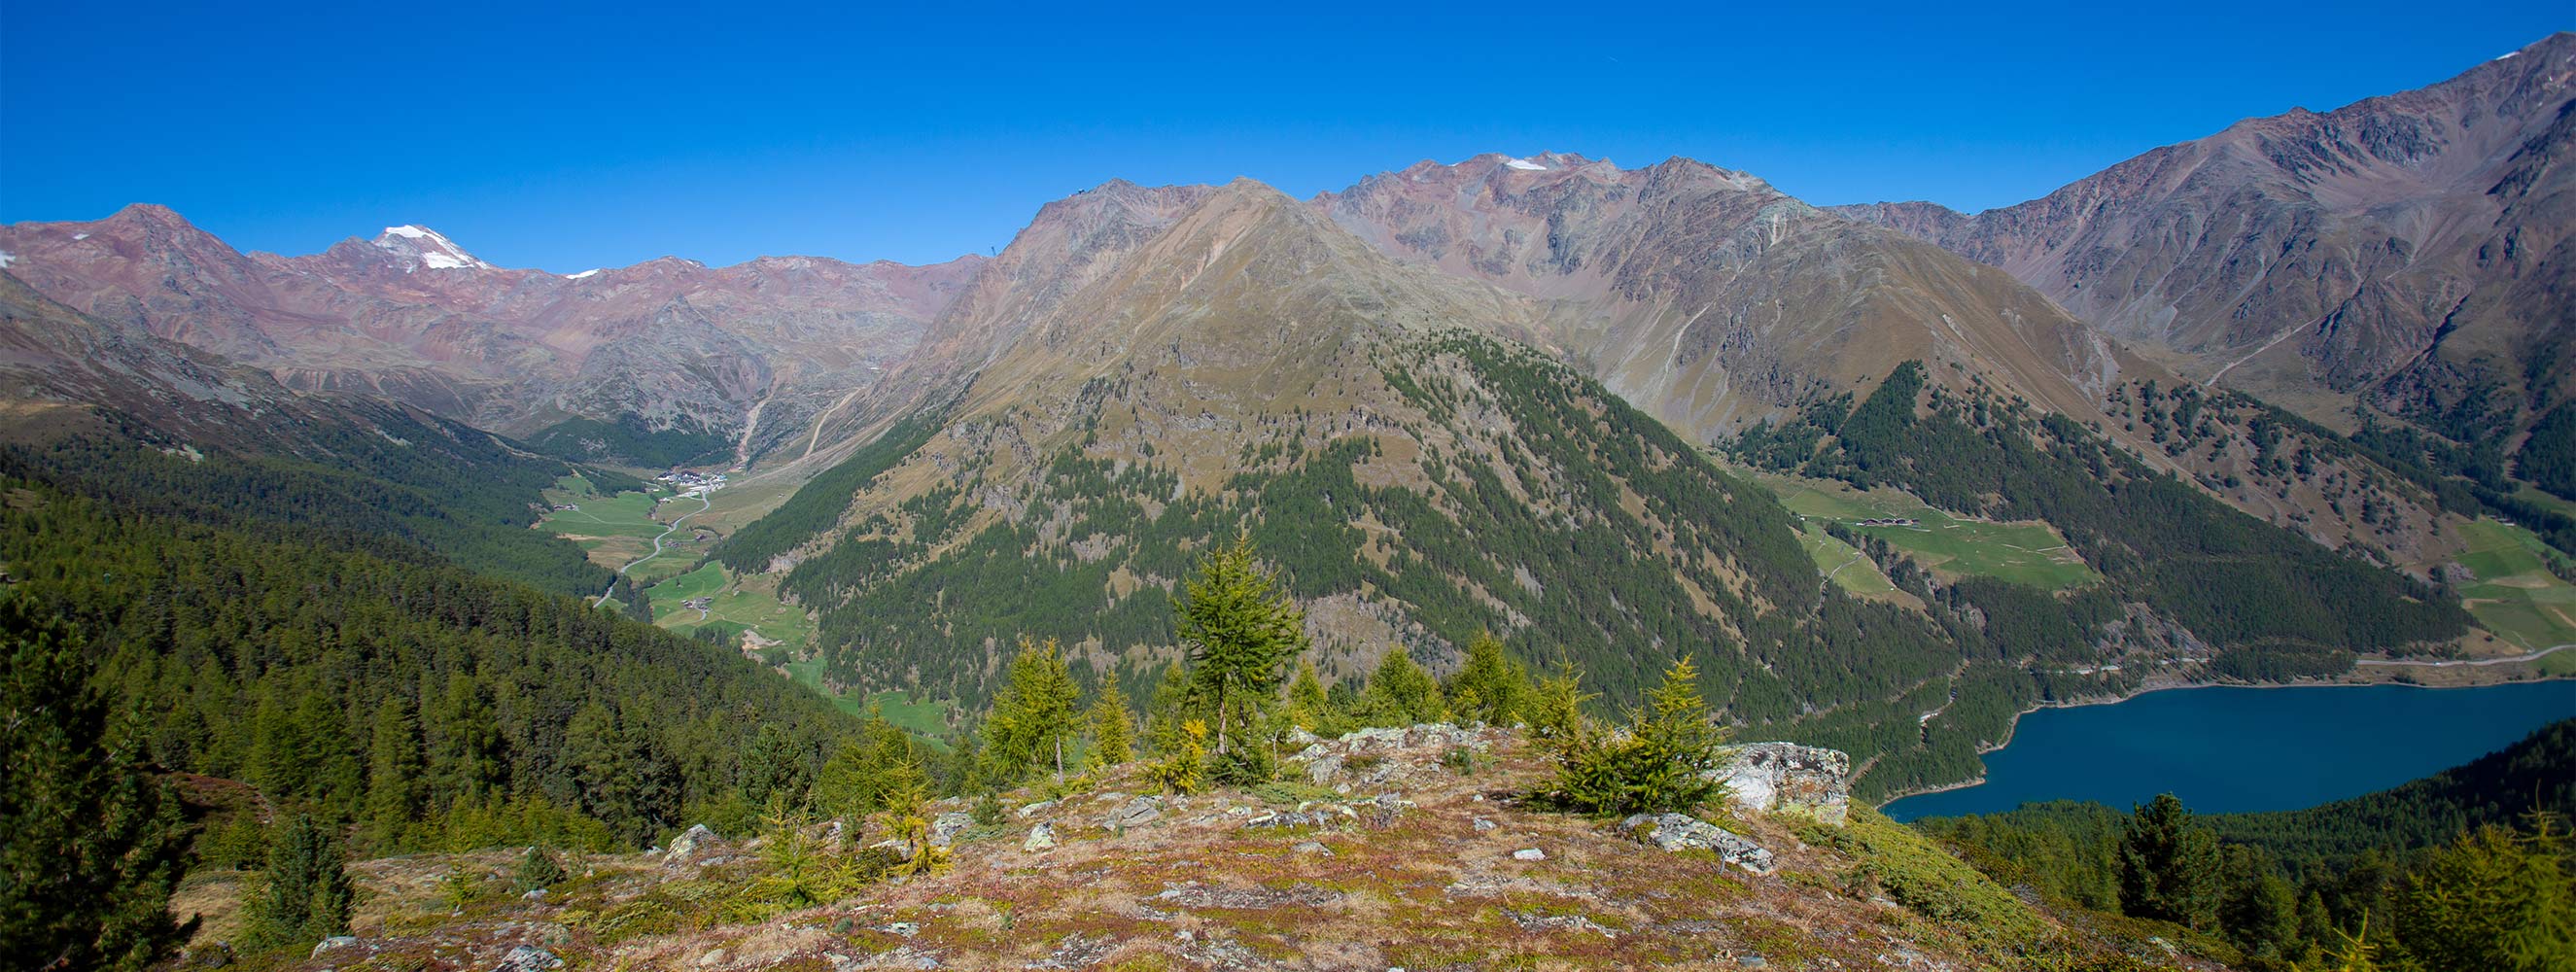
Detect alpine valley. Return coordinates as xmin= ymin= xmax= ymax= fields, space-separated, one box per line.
xmin=4 ymin=28 xmax=2573 ymax=972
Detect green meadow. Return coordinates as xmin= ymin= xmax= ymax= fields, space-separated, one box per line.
xmin=2451 ymin=518 xmax=2576 ymax=663
xmin=1748 ymin=470 xmax=2100 ymax=591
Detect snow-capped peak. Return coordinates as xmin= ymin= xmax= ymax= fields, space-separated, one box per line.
xmin=371 ymin=225 xmax=490 ymax=271
xmin=1504 ymin=157 xmax=1549 ymax=171
xmin=566 ymin=268 xmax=603 ymax=280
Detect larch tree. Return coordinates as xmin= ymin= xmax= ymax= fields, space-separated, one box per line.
xmin=988 ymin=637 xmax=1080 ymax=782
xmin=1172 ymin=537 xmax=1307 ymax=755
xmin=1086 ymin=677 xmax=1135 ymax=769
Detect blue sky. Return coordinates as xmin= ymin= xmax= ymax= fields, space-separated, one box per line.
xmin=3 ymin=3 xmax=2565 ymax=271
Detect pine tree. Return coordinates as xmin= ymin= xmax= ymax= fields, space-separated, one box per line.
xmin=243 ymin=813 xmax=356 ymax=954
xmin=815 ymin=705 xmax=926 ymax=822
xmin=1085 ymin=677 xmax=1134 ymax=769
xmin=513 ymin=846 xmax=566 ymax=893
xmin=986 ymin=637 xmax=1080 ymax=782
xmin=1527 ymin=659 xmax=1595 ymax=748
xmin=2222 ymin=866 xmax=2301 ymax=962
xmin=1172 ymin=537 xmax=1307 ymax=755
xmin=363 ymin=698 xmax=427 ymax=852
xmin=1286 ymin=660 xmax=1328 ymax=720
xmin=2119 ymin=793 xmax=2222 ymax=929
xmin=0 ymin=597 xmax=196 ymax=972
xmin=1443 ymin=632 xmax=1531 ymax=727
xmin=1358 ymin=646 xmax=1444 ymax=727
xmin=1144 ymin=662 xmax=1200 ymax=754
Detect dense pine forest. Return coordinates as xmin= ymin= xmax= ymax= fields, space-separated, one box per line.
xmin=1914 ymin=718 xmax=2576 ymax=970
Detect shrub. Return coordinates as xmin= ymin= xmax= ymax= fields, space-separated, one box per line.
xmin=1550 ymin=658 xmax=1725 ymax=816
xmin=1211 ymin=744 xmax=1275 ymax=787
xmin=513 ymin=847 xmax=566 ymax=893
xmin=1144 ymin=719 xmax=1208 ymax=795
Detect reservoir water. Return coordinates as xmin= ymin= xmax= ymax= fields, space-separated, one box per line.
xmin=1880 ymin=680 xmax=2576 ymax=822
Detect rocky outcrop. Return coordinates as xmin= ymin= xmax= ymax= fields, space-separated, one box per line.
xmin=929 ymin=811 xmax=976 ymax=847
xmin=1620 ymin=813 xmax=1778 ymax=874
xmin=1707 ymin=743 xmax=1853 ymax=825
xmin=663 ymin=824 xmax=722 ymax=861
xmin=493 ymin=945 xmax=566 ymax=971
xmin=1102 ymin=795 xmax=1164 ymax=829
xmin=1287 ymin=722 xmax=1491 ymax=788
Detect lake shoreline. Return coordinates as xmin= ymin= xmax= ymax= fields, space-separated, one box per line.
xmin=1871 ymin=666 xmax=2576 ymax=813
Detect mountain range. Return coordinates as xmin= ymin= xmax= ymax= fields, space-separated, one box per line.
xmin=1840 ymin=33 xmax=2576 ymax=478
xmin=2 ymin=35 xmax=2568 ymax=800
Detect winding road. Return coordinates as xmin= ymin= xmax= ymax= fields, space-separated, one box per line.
xmin=592 ymin=491 xmax=712 ymax=608
xmin=2355 ymin=643 xmax=2576 ymax=668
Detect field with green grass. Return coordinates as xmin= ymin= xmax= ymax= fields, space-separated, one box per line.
xmin=2451 ymin=518 xmax=2576 ymax=662
xmin=1745 ymin=470 xmax=2099 ymax=591
xmin=536 ymin=475 xmax=717 ymax=585
xmin=778 ymin=656 xmax=957 ymax=737
xmin=644 ymin=562 xmax=817 ymax=649
xmin=1792 ymin=521 xmax=1906 ymax=600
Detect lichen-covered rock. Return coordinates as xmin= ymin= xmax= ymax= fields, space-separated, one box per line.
xmin=1620 ymin=813 xmax=1777 ymax=874
xmin=1103 ymin=795 xmax=1163 ymax=829
xmin=663 ymin=823 xmax=720 ymax=861
xmin=493 ymin=945 xmax=565 ymax=972
xmin=1707 ymin=743 xmax=1852 ymax=824
xmin=1023 ymin=822 xmax=1057 ymax=851
xmin=930 ymin=811 xmax=976 ymax=847
xmin=311 ymin=936 xmax=361 ymax=957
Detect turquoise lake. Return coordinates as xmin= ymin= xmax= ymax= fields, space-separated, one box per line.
xmin=1880 ymin=680 xmax=2576 ymax=822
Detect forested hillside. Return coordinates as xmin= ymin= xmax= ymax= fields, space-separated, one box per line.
xmin=1915 ymin=719 xmax=2576 ymax=970
xmin=1733 ymin=361 xmax=2469 ymax=681
xmin=0 ymin=477 xmax=861 ymax=852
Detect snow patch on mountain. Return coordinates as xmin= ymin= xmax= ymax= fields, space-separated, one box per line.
xmin=0 ymin=252 xmax=15 ymax=269
xmin=1505 ymin=157 xmax=1548 ymax=170
xmin=371 ymin=225 xmax=491 ymax=271
xmin=567 ymin=268 xmax=602 ymax=279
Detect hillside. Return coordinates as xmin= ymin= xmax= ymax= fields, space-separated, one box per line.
xmin=692 ymin=175 xmax=2505 ymax=806
xmin=0 ymin=271 xmax=638 ymax=599
xmin=1316 ymin=154 xmax=2473 ymax=576
xmin=1839 ymin=33 xmax=2576 ymax=515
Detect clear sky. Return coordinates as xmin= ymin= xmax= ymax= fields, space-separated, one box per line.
xmin=3 ymin=3 xmax=2566 ymax=272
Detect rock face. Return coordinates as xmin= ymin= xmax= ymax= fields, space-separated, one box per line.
xmin=1620 ymin=813 xmax=1778 ymax=874
xmin=1708 ymin=743 xmax=1853 ymax=825
xmin=1838 ymin=33 xmax=2576 ymax=451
